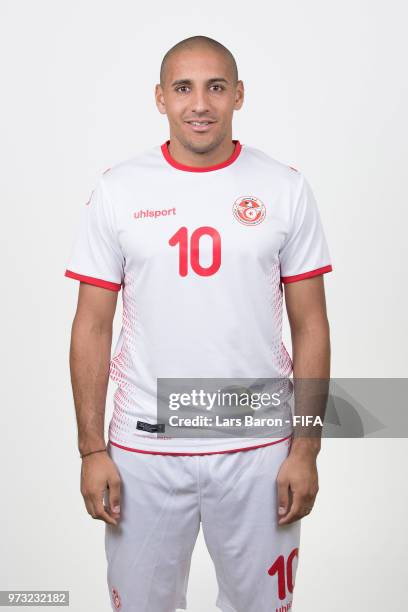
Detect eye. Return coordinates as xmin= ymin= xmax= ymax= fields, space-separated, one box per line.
xmin=175 ymin=86 xmax=190 ymax=93
xmin=210 ymin=84 xmax=225 ymax=91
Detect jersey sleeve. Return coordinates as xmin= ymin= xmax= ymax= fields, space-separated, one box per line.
xmin=279 ymin=173 xmax=333 ymax=283
xmin=64 ymin=176 xmax=124 ymax=291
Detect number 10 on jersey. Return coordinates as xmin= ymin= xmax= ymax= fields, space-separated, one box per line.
xmin=169 ymin=226 xmax=222 ymax=277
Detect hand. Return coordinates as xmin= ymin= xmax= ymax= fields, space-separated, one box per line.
xmin=276 ymin=448 xmax=319 ymax=525
xmin=80 ymin=451 xmax=122 ymax=526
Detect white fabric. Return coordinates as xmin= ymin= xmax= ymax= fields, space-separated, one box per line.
xmin=104 ymin=437 xmax=301 ymax=612
xmin=65 ymin=141 xmax=332 ymax=453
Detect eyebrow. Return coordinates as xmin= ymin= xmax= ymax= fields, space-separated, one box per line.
xmin=170 ymin=77 xmax=229 ymax=87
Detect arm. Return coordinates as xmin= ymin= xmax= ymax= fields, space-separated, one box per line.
xmin=69 ymin=282 xmax=122 ymax=526
xmin=276 ymin=275 xmax=331 ymax=525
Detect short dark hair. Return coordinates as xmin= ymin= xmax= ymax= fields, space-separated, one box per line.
xmin=160 ymin=35 xmax=238 ymax=88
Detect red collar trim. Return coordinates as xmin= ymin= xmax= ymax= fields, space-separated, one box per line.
xmin=160 ymin=139 xmax=242 ymax=172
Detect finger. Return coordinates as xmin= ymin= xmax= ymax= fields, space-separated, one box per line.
xmin=278 ymin=492 xmax=302 ymax=525
xmin=107 ymin=477 xmax=121 ymax=518
xmin=301 ymin=506 xmax=313 ymax=517
xmin=279 ymin=490 xmax=315 ymax=524
xmin=83 ymin=496 xmax=94 ymax=518
xmin=276 ymin=479 xmax=290 ymax=518
xmin=89 ymin=494 xmax=118 ymax=526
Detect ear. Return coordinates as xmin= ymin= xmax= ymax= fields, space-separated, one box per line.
xmin=155 ymin=83 xmax=167 ymax=115
xmin=234 ymin=80 xmax=245 ymax=110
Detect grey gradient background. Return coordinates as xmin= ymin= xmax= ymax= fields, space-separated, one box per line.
xmin=1 ymin=0 xmax=407 ymax=610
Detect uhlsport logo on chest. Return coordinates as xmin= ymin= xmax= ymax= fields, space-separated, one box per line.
xmin=232 ymin=196 xmax=266 ymax=225
xmin=133 ymin=206 xmax=177 ymax=219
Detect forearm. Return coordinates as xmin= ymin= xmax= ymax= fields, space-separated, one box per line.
xmin=290 ymin=318 xmax=331 ymax=457
xmin=69 ymin=316 xmax=113 ymax=455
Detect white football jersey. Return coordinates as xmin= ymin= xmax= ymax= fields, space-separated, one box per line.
xmin=65 ymin=140 xmax=332 ymax=454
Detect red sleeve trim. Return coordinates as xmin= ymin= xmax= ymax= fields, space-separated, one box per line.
xmin=281 ymin=264 xmax=333 ymax=284
xmin=64 ymin=269 xmax=121 ymax=292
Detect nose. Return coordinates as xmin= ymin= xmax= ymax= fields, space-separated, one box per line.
xmin=190 ymin=88 xmax=210 ymax=115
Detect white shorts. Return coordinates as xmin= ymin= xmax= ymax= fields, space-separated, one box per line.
xmin=104 ymin=437 xmax=301 ymax=612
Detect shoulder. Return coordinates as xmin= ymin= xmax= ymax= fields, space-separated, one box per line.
xmin=242 ymin=144 xmax=301 ymax=179
xmin=240 ymin=144 xmax=306 ymax=199
xmin=98 ymin=145 xmax=161 ymax=189
xmin=241 ymin=146 xmax=316 ymax=226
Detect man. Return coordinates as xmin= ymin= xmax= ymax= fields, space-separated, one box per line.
xmin=65 ymin=35 xmax=332 ymax=612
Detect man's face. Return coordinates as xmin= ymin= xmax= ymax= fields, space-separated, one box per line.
xmin=155 ymin=47 xmax=244 ymax=154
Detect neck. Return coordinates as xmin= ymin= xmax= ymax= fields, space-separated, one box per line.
xmin=167 ymin=134 xmax=236 ymax=168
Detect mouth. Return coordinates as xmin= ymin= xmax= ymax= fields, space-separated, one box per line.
xmin=185 ymin=120 xmax=216 ymax=133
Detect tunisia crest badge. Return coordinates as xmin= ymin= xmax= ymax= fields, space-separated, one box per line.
xmin=232 ymin=196 xmax=266 ymax=225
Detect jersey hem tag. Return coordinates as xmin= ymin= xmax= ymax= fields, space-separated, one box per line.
xmin=136 ymin=420 xmax=166 ymax=433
